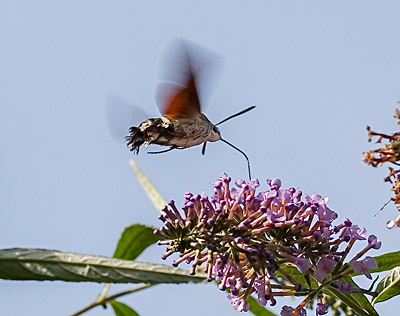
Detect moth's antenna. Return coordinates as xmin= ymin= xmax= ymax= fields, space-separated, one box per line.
xmin=220 ymin=138 xmax=252 ymax=180
xmin=202 ymin=106 xmax=255 ymax=156
xmin=216 ymin=105 xmax=256 ymax=126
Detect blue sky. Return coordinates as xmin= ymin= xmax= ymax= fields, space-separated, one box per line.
xmin=2 ymin=1 xmax=400 ymax=315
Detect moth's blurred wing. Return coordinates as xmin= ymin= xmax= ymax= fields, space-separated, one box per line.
xmin=156 ymin=78 xmax=201 ymax=119
xmin=156 ymin=39 xmax=222 ymax=119
xmin=106 ymin=96 xmax=149 ymax=142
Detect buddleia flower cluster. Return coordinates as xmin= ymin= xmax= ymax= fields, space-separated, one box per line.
xmin=155 ymin=174 xmax=381 ymax=315
xmin=363 ymin=108 xmax=400 ymax=228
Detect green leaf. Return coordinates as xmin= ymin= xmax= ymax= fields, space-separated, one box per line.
xmin=111 ymin=301 xmax=140 ymax=316
xmin=113 ymin=224 xmax=159 ymax=260
xmin=248 ymin=295 xmax=278 ymax=316
xmin=371 ymin=251 xmax=400 ymax=273
xmin=0 ymin=248 xmax=206 ymax=284
xmin=129 ymin=160 xmax=167 ymax=212
xmin=324 ymin=286 xmax=372 ymax=316
xmin=372 ymin=266 xmax=400 ymax=305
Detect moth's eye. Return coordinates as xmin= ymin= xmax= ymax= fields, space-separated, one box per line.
xmin=213 ymin=126 xmax=220 ymax=134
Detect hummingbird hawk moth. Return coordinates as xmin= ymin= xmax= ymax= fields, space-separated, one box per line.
xmin=126 ymin=40 xmax=255 ymax=178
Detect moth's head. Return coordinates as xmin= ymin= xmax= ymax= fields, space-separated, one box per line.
xmin=210 ymin=125 xmax=221 ymax=142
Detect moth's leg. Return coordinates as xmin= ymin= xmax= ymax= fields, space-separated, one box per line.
xmin=201 ymin=142 xmax=207 ymax=155
xmin=147 ymin=147 xmax=176 ymax=154
xmin=147 ymin=146 xmax=186 ymax=154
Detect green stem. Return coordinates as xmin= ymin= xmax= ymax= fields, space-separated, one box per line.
xmin=69 ymin=283 xmax=153 ymax=316
xmin=97 ymin=283 xmax=111 ymax=302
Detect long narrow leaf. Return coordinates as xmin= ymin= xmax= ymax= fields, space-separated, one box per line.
xmin=340 ymin=275 xmax=379 ymax=316
xmin=0 ymin=248 xmax=206 ymax=284
xmin=371 ymin=251 xmax=400 ymax=273
xmin=129 ymin=160 xmax=167 ymax=212
xmin=324 ymin=286 xmax=373 ymax=316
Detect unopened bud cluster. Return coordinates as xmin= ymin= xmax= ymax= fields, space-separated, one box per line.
xmin=155 ymin=174 xmax=381 ymax=315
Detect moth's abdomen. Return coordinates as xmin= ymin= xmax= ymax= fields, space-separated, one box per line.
xmin=126 ymin=126 xmax=145 ymax=154
xmin=126 ymin=117 xmax=174 ymax=154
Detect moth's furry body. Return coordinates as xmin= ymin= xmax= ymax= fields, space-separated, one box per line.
xmin=127 ymin=113 xmax=220 ymax=154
